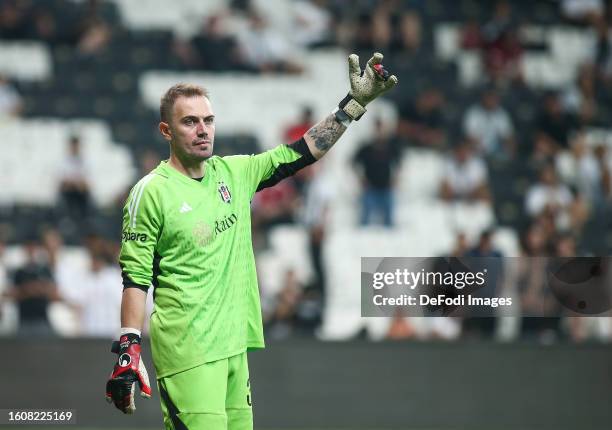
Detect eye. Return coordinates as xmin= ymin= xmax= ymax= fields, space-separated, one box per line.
xmin=184 ymin=118 xmax=194 ymax=126
xmin=205 ymin=117 xmax=215 ymax=125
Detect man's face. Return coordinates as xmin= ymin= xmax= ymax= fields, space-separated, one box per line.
xmin=482 ymin=92 xmax=498 ymax=110
xmin=161 ymin=96 xmax=216 ymax=161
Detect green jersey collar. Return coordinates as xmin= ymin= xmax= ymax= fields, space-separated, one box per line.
xmin=155 ymin=160 xmax=212 ymax=186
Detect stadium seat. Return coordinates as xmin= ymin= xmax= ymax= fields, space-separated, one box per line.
xmin=268 ymin=225 xmax=314 ymax=286
xmin=0 ymin=42 xmax=52 ymax=81
xmin=0 ymin=119 xmax=135 ymax=206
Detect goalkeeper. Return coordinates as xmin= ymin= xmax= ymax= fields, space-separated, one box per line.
xmin=105 ymin=52 xmax=397 ymax=429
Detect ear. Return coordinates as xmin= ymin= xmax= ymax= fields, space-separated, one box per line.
xmin=159 ymin=121 xmax=172 ymax=142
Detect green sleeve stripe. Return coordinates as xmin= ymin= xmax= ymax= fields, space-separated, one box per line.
xmin=128 ymin=174 xmax=155 ymax=228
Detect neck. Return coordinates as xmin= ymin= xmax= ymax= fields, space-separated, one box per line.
xmin=168 ymin=153 xmax=207 ymax=179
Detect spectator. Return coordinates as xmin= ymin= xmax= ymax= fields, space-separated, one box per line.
xmin=283 ymin=106 xmax=314 ymax=144
xmin=351 ymin=13 xmax=377 ymax=53
xmin=451 ymin=232 xmax=469 ymax=256
xmin=396 ymin=87 xmax=447 ymax=148
xmin=525 ymin=164 xmax=588 ymax=232
xmin=554 ymin=233 xmax=612 ymax=343
xmin=6 ymin=234 xmax=61 ymax=337
xmin=463 ymin=87 xmax=515 ymax=159
xmin=534 ymin=91 xmax=577 ymax=152
xmin=462 ymin=230 xmax=504 ymax=338
xmin=462 ymin=1 xmax=523 ymax=83
xmin=139 ymin=149 xmax=162 ymax=177
xmin=562 ymin=63 xmax=601 ymax=127
xmin=592 ymin=144 xmax=612 ymax=205
xmin=292 ymin=0 xmax=333 ymax=49
xmin=517 ymin=223 xmax=562 ymax=342
xmin=595 ymin=17 xmax=612 ymax=79
xmin=351 ymin=8 xmax=392 ymax=54
xmin=556 ymin=133 xmax=610 ymax=208
xmin=72 ymin=249 xmax=122 ymax=337
xmin=370 ymin=8 xmax=393 ymax=52
xmin=466 ymin=229 xmax=503 ymax=259
xmin=73 ymin=0 xmax=114 ymax=55
xmin=186 ymin=13 xmax=252 ymax=72
xmin=439 ymin=140 xmax=491 ymax=203
xmin=40 ymin=228 xmax=83 ymax=311
xmin=0 ymin=233 xmax=7 ymax=296
xmin=29 ymin=8 xmax=60 ymax=45
xmin=480 ymin=0 xmax=523 ymax=83
xmin=265 ymin=269 xmax=304 ymax=340
xmin=77 ymin=17 xmax=111 ymax=56
xmin=0 ymin=1 xmax=30 ymax=40
xmin=251 ymin=178 xmax=300 ymax=231
xmin=58 ymin=135 xmax=91 ymax=220
xmin=236 ymin=11 xmax=303 ymax=74
xmin=353 ymin=118 xmax=400 ymax=226
xmin=398 ymin=10 xmax=424 ymax=57
xmin=301 ymin=162 xmax=334 ymax=297
xmin=0 ymin=75 xmax=23 ymax=118
xmin=386 ymin=309 xmax=417 ymax=340
xmin=561 ymin=0 xmax=605 ymax=26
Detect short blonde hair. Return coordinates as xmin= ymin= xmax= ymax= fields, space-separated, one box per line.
xmin=160 ymin=83 xmax=209 ymax=123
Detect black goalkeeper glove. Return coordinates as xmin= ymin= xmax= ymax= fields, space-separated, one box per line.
xmin=105 ymin=332 xmax=151 ymax=414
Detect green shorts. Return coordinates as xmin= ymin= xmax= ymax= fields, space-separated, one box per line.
xmin=157 ymin=352 xmax=253 ymax=430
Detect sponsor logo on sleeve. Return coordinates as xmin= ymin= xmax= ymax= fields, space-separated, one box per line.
xmin=122 ymin=231 xmax=148 ymax=242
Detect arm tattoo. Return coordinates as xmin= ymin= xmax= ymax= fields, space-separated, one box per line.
xmin=306 ymin=113 xmax=347 ymax=154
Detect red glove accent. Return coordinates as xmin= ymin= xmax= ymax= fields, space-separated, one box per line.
xmin=105 ymin=333 xmax=151 ymax=414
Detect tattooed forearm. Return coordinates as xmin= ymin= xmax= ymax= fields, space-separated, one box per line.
xmin=304 ymin=113 xmax=347 ymax=160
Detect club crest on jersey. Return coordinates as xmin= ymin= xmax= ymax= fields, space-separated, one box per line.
xmin=218 ymin=181 xmax=231 ymax=203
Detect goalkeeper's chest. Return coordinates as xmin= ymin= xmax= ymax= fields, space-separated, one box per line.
xmin=159 ymin=178 xmax=247 ymax=251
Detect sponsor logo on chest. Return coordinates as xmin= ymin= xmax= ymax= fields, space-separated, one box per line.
xmin=192 ymin=212 xmax=238 ymax=247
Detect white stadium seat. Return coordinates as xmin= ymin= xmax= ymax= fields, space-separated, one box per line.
xmin=0 ymin=119 xmax=135 ymax=206
xmin=0 ymin=41 xmax=52 ymax=81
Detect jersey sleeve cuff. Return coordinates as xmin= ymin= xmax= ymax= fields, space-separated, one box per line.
xmin=122 ymin=271 xmax=150 ymax=292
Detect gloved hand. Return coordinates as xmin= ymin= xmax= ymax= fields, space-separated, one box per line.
xmin=105 ymin=332 xmax=151 ymax=414
xmin=339 ymin=52 xmax=398 ymax=120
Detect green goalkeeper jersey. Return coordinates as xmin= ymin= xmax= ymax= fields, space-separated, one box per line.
xmin=119 ymin=142 xmax=313 ymax=378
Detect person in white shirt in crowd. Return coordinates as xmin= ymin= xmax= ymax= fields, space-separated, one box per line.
xmin=57 ymin=135 xmax=91 ymax=219
xmin=525 ymin=163 xmax=588 ymax=232
xmin=561 ymin=0 xmax=604 ymax=25
xmin=556 ymin=133 xmax=612 ymax=209
xmin=72 ymin=250 xmax=123 ymax=337
xmin=301 ymin=161 xmax=334 ymax=296
xmin=292 ymin=0 xmax=333 ymax=49
xmin=439 ymin=140 xmax=491 ymax=203
xmin=236 ymin=10 xmax=303 ymax=74
xmin=0 ymin=75 xmax=22 ymax=118
xmin=463 ymin=87 xmax=515 ymax=160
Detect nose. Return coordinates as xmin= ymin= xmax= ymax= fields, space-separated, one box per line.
xmin=196 ymin=119 xmax=207 ymax=137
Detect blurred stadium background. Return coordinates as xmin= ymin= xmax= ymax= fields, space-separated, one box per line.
xmin=1 ymin=0 xmax=612 ymax=429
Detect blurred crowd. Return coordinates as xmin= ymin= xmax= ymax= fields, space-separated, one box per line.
xmin=1 ymin=0 xmax=612 ymax=343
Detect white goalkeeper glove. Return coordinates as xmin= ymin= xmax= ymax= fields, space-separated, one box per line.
xmin=338 ymin=52 xmax=398 ymax=121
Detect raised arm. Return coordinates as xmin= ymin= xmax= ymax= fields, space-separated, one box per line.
xmin=304 ymin=112 xmax=347 ymax=160
xmin=304 ymin=52 xmax=398 ymax=160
